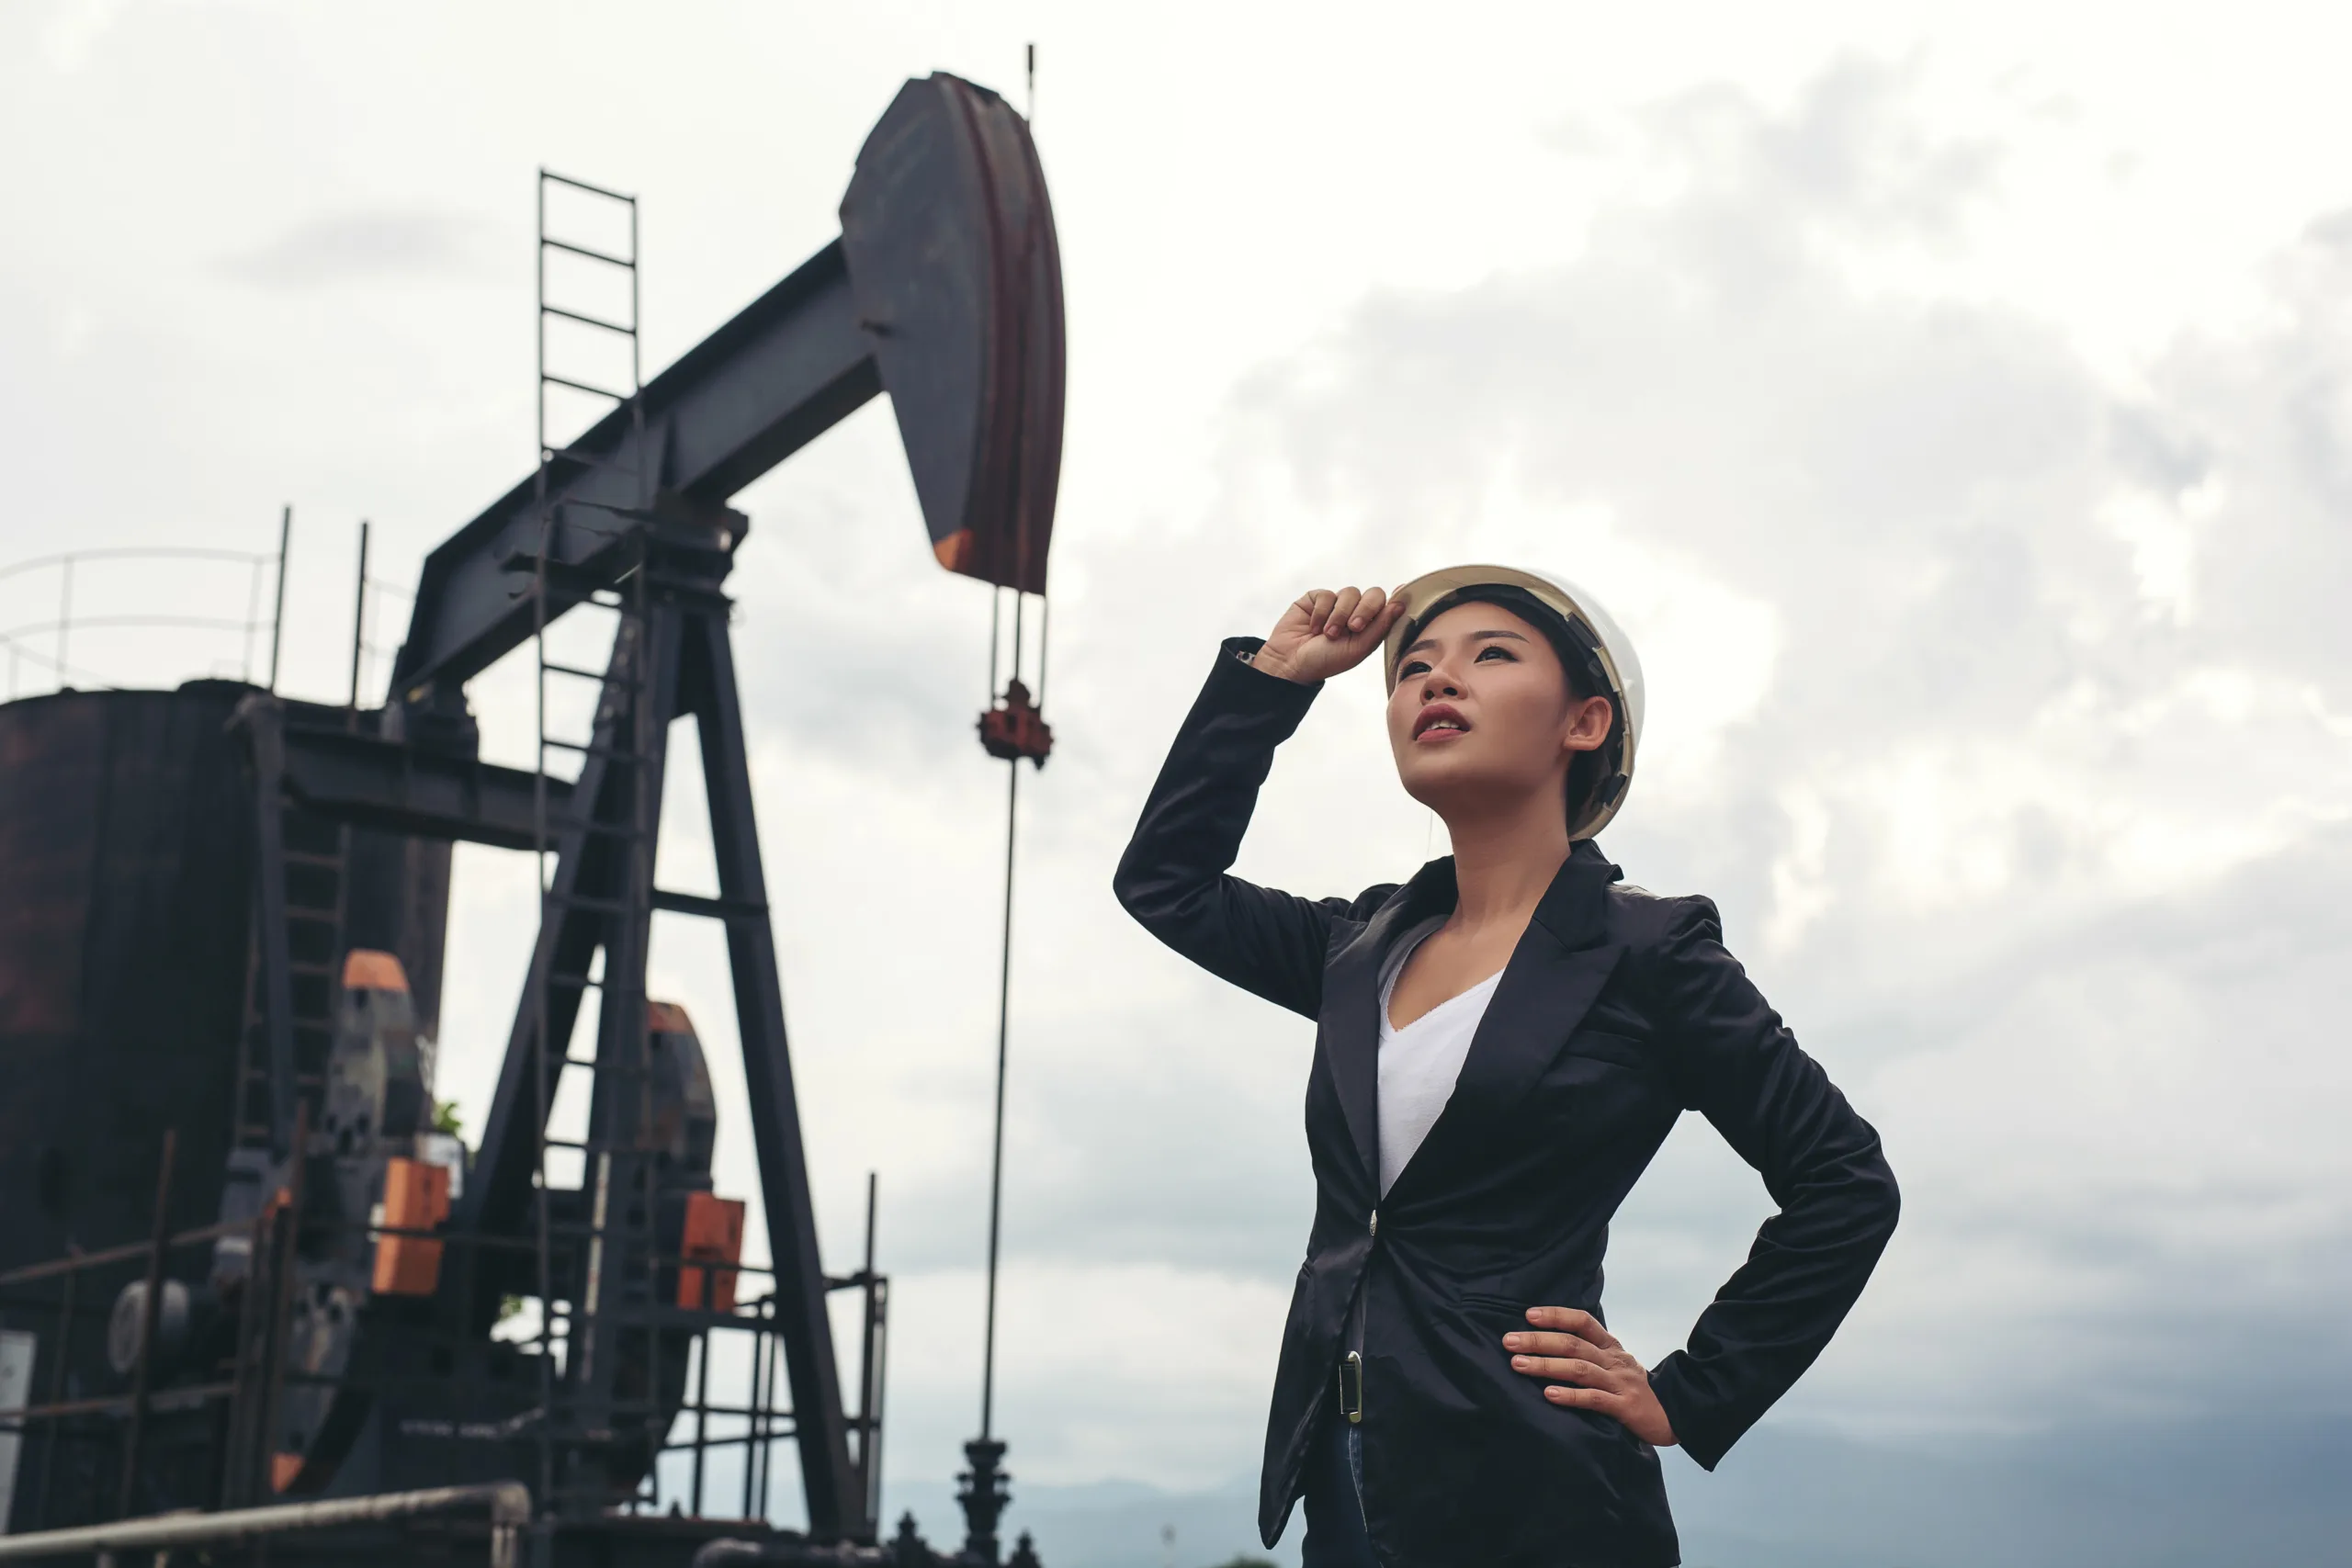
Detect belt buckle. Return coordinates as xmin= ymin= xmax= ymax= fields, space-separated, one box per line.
xmin=1337 ymin=1350 xmax=1363 ymax=1425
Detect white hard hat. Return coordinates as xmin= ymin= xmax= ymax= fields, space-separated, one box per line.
xmin=1382 ymin=565 xmax=1645 ymax=840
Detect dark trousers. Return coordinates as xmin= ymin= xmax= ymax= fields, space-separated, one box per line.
xmin=1300 ymin=1413 xmax=1377 ymax=1568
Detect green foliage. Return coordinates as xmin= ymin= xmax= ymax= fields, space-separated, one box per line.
xmin=432 ymin=1099 xmax=464 ymax=1137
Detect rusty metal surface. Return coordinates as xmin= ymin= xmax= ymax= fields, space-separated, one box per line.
xmin=0 ymin=683 xmax=254 ymax=1283
xmin=842 ymin=73 xmax=1065 ymax=596
xmin=390 ymin=72 xmax=1068 ymax=702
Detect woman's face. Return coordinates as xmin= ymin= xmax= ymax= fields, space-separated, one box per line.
xmin=1385 ymin=600 xmax=1613 ymax=826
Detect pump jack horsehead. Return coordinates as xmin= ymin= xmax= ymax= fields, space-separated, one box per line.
xmin=196 ymin=73 xmax=1064 ymax=1555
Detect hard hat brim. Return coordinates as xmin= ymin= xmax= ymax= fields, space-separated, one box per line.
xmin=1383 ymin=564 xmax=1645 ymax=840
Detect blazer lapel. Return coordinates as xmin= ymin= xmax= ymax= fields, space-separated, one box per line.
xmin=1320 ymin=859 xmax=1455 ymax=1185
xmin=1446 ymin=935 xmax=1624 ymax=1114
xmin=1395 ymin=845 xmax=1624 ymax=1187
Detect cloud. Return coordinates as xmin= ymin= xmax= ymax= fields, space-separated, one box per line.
xmin=40 ymin=0 xmax=124 ymax=75
xmin=217 ymin=207 xmax=492 ymax=289
xmin=62 ymin=20 xmax=2335 ymax=1534
xmin=1159 ymin=54 xmax=2352 ymax=1448
xmin=1635 ymin=54 xmax=2004 ymax=247
xmin=734 ymin=51 xmax=2352 ymax=1489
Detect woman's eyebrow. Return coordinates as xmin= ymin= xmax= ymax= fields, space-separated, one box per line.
xmin=1400 ymin=627 xmax=1530 ymax=658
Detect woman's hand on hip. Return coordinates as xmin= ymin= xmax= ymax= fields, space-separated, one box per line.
xmin=1250 ymin=586 xmax=1410 ymax=684
xmin=1505 ymin=1306 xmax=1678 ymax=1447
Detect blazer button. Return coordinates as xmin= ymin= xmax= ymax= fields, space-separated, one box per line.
xmin=1369 ymin=1210 xmax=1378 ymax=1238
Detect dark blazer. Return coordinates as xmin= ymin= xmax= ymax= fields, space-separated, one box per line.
xmin=1113 ymin=640 xmax=1901 ymax=1568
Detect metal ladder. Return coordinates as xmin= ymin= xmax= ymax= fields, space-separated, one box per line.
xmin=526 ymin=168 xmax=664 ymax=1517
xmin=232 ymin=810 xmax=349 ymax=1150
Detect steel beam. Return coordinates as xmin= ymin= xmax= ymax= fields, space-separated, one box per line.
xmin=458 ymin=630 xmax=641 ymax=1256
xmin=273 ymin=721 xmax=573 ymax=852
xmin=390 ymin=243 xmax=878 ymax=705
xmin=684 ymin=604 xmax=860 ymax=1539
xmin=390 ymin=73 xmax=1068 ymax=709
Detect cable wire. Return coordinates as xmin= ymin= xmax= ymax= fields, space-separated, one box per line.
xmin=978 ymin=750 xmax=1019 ymax=1439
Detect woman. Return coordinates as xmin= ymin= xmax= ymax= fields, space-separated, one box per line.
xmin=1114 ymin=567 xmax=1899 ymax=1568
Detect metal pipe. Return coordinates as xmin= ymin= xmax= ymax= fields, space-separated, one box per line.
xmin=978 ymin=754 xmax=1019 ymax=1440
xmin=628 ymin=192 xmax=642 ymax=412
xmin=741 ymin=1297 xmax=766 ymax=1520
xmin=690 ymin=1324 xmax=711 ymax=1517
xmin=11 ymin=1381 xmax=234 ymax=1424
xmin=55 ymin=558 xmax=71 ymax=689
xmin=868 ymin=1278 xmax=889 ymax=1536
xmin=1035 ymin=593 xmax=1049 ymax=710
xmin=854 ymin=1171 xmax=884 ymax=1535
xmin=0 ymin=1481 xmax=531 ymax=1567
xmin=0 ymin=546 xmax=266 ymax=585
xmin=32 ymin=1263 xmax=74 ymax=1530
xmin=347 ymin=519 xmax=371 ymax=721
xmin=268 ymin=504 xmax=291 ymax=692
xmin=690 ymin=1539 xmax=890 ymax=1568
xmin=243 ymin=558 xmax=264 ymax=684
xmin=116 ymin=1130 xmax=177 ymax=1517
xmin=759 ymin=1294 xmax=781 ymax=1520
xmin=987 ymin=588 xmax=1001 ymax=704
xmin=254 ymin=1100 xmax=310 ymax=1499
xmin=0 ymin=1222 xmax=241 ymax=1290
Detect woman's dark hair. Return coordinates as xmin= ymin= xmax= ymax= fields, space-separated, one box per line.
xmin=1394 ymin=583 xmax=1626 ymax=828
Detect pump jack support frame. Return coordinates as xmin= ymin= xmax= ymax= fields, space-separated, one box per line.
xmin=226 ymin=68 xmax=1061 ymax=1551
xmin=448 ymin=519 xmax=858 ymax=1533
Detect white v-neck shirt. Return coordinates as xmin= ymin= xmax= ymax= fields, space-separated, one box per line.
xmin=1375 ymin=916 xmax=1503 ymax=1198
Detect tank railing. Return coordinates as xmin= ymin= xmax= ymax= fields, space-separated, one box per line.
xmin=0 ymin=545 xmax=282 ymax=701
xmin=352 ymin=570 xmax=413 ymax=715
xmin=0 ymin=1181 xmax=881 ymax=1538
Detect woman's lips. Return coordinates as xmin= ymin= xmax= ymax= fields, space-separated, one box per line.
xmin=1413 ymin=704 xmax=1471 ymax=742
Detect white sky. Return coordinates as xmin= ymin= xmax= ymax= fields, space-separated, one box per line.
xmin=6 ymin=0 xmax=2351 ymax=1552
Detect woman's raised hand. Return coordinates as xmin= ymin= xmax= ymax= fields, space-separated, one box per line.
xmin=1250 ymin=586 xmax=1411 ymax=685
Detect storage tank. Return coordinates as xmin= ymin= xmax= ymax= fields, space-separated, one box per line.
xmin=0 ymin=681 xmax=457 ymax=1275
xmin=0 ymin=681 xmax=260 ymax=1274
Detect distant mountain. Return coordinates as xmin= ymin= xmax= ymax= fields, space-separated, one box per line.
xmin=879 ymin=1475 xmax=1285 ymax=1568
xmin=1667 ymin=1415 xmax=2352 ymax=1568
xmin=880 ymin=1414 xmax=2352 ymax=1567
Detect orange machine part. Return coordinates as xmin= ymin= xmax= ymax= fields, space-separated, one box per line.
xmin=978 ymin=677 xmax=1053 ymax=764
xmin=372 ymin=1156 xmax=452 ymax=1296
xmin=342 ymin=948 xmax=411 ymax=992
xmin=677 ymin=1192 xmax=746 ymax=1312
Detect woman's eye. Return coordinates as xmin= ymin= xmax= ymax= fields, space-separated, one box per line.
xmin=1399 ymin=660 xmax=1430 ymax=679
xmin=1476 ymin=646 xmax=1515 ymax=661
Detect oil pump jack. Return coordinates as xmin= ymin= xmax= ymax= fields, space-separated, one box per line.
xmin=0 ymin=72 xmax=1060 ymax=1568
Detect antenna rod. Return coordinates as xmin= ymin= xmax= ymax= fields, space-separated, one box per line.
xmin=1035 ymin=594 xmax=1050 ymax=710
xmin=268 ymin=504 xmax=291 ymax=692
xmin=347 ymin=519 xmax=370 ymax=720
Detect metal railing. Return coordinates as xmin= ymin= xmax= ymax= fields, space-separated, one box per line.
xmin=0 ymin=512 xmax=415 ymax=709
xmin=0 ymin=512 xmax=289 ymax=700
xmin=0 ymin=1128 xmax=886 ymax=1540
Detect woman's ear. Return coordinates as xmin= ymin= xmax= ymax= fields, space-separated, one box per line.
xmin=1561 ymin=694 xmax=1614 ymax=756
